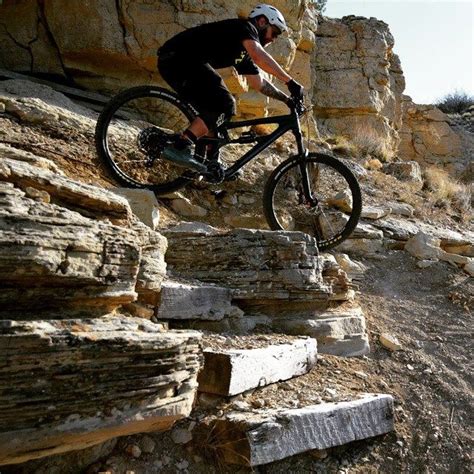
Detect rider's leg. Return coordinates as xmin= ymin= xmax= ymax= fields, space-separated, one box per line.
xmin=158 ymin=60 xmax=235 ymax=169
xmin=187 ymin=117 xmax=209 ymax=138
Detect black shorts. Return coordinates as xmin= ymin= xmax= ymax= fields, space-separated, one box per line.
xmin=158 ymin=50 xmax=236 ymax=130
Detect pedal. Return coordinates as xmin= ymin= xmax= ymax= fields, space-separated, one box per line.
xmin=203 ymin=161 xmax=225 ymax=184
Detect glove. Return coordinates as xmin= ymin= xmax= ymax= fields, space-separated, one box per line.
xmin=286 ymin=79 xmax=304 ymax=100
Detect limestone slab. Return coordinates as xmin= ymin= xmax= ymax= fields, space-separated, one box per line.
xmin=210 ymin=394 xmax=394 ymax=466
xmin=198 ymin=338 xmax=317 ymax=396
xmin=157 ymin=280 xmax=242 ymax=321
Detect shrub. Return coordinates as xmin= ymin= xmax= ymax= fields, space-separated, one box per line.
xmin=435 ymin=90 xmax=474 ymax=114
xmin=423 ymin=166 xmax=472 ymax=214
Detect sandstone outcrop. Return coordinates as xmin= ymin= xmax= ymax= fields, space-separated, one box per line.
xmin=164 ymin=227 xmax=334 ymax=306
xmin=1 ymin=3 xmax=465 ymax=169
xmin=398 ymin=97 xmax=465 ymax=175
xmin=0 ymin=317 xmax=201 ymax=465
xmin=0 ymin=0 xmax=316 ymax=118
xmin=163 ymin=226 xmax=368 ymax=356
xmin=0 ymin=180 xmax=138 ymax=317
xmin=313 ymin=15 xmax=405 ymax=156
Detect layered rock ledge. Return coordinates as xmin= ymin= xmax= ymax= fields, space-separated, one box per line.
xmin=0 ymin=317 xmax=202 ymax=466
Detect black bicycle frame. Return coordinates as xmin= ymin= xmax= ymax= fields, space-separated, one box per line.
xmin=199 ymin=107 xmax=308 ymax=180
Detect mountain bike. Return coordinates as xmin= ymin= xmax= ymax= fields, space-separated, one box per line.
xmin=95 ymin=86 xmax=362 ymax=250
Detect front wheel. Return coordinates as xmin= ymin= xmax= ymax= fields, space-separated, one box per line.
xmin=263 ymin=153 xmax=362 ymax=250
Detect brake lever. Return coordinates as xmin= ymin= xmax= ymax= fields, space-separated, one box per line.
xmin=291 ymin=97 xmax=305 ymax=117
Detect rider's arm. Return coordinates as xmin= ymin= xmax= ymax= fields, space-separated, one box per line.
xmin=246 ymin=74 xmax=290 ymax=104
xmin=243 ymin=39 xmax=292 ymax=84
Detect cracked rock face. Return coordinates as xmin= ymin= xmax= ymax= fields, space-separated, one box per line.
xmin=0 ymin=0 xmax=315 ymax=114
xmin=399 ymin=97 xmax=465 ymax=175
xmin=313 ymin=15 xmax=405 ymax=155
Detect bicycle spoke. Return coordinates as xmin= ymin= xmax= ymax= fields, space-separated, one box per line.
xmin=95 ymin=87 xmax=198 ymax=192
xmin=264 ymin=154 xmax=361 ymax=250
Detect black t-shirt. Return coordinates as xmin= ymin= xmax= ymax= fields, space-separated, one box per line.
xmin=160 ymin=19 xmax=260 ymax=75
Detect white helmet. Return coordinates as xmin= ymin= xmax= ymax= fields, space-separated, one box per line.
xmin=248 ymin=4 xmax=288 ymax=33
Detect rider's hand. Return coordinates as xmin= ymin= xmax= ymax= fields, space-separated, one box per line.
xmin=286 ymin=79 xmax=304 ymax=100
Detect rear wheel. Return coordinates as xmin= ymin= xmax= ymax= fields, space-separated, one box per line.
xmin=263 ymin=153 xmax=362 ymax=250
xmin=95 ymin=86 xmax=198 ymax=194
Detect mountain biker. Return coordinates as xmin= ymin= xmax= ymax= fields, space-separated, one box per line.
xmin=157 ymin=4 xmax=304 ymax=170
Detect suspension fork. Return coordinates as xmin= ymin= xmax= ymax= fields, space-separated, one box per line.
xmin=292 ymin=119 xmax=317 ymax=206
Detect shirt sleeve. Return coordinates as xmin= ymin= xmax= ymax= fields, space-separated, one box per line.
xmin=234 ymin=21 xmax=260 ymax=75
xmin=235 ymin=55 xmax=259 ymax=75
xmin=237 ymin=20 xmax=260 ymax=42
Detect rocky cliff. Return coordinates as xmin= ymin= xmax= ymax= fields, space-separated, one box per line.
xmin=0 ymin=1 xmax=468 ymax=174
xmin=312 ymin=15 xmax=404 ymax=157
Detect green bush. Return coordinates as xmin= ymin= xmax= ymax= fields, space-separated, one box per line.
xmin=435 ymin=90 xmax=474 ymax=114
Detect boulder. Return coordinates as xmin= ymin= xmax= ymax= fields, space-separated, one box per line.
xmin=399 ymin=98 xmax=464 ymax=174
xmin=383 ymin=161 xmax=422 ymax=182
xmin=404 ymin=231 xmax=441 ymax=260
xmin=464 ymin=260 xmax=474 ymax=276
xmin=405 ymin=231 xmax=472 ymax=268
xmin=113 ymin=188 xmax=161 ymax=230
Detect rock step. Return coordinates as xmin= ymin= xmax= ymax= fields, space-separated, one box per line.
xmin=0 ymin=156 xmax=131 ymax=223
xmin=271 ymin=306 xmax=369 ymax=357
xmin=0 ymin=317 xmax=201 ymax=466
xmin=157 ymin=279 xmax=243 ymax=321
xmin=0 ymin=182 xmax=140 ymax=318
xmin=198 ymin=338 xmax=317 ymax=396
xmin=175 ymin=305 xmax=369 ymax=357
xmin=164 ymin=228 xmax=339 ymax=304
xmin=208 ymin=394 xmax=394 ymax=466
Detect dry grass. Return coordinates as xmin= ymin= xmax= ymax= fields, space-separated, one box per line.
xmin=423 ymin=166 xmax=473 ymax=215
xmin=324 ymin=126 xmax=395 ymax=162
